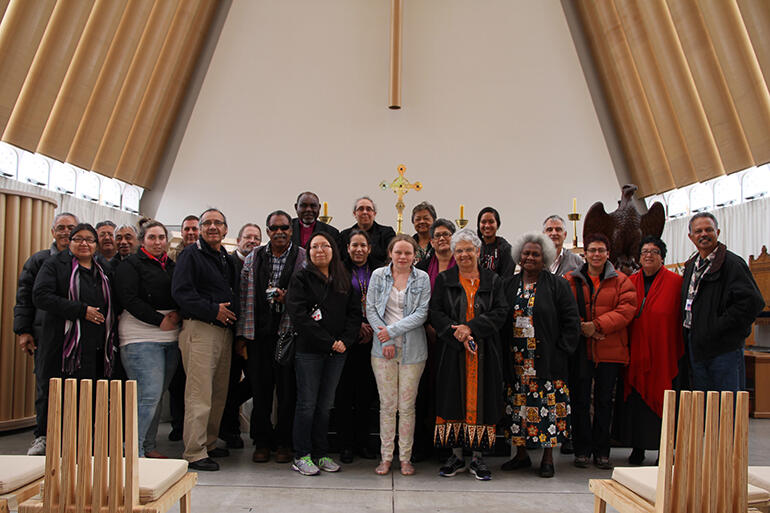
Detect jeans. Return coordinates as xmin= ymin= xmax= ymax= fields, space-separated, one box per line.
xmin=120 ymin=341 xmax=180 ymax=456
xmin=293 ymin=351 xmax=347 ymax=458
xmin=571 ymin=362 xmax=622 ymax=459
xmin=689 ymin=347 xmax=745 ymax=392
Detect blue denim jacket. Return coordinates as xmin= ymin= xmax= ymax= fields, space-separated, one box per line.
xmin=366 ymin=264 xmax=430 ymax=364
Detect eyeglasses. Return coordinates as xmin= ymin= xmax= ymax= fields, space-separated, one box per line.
xmin=200 ymin=220 xmax=225 ymax=227
xmin=268 ymin=224 xmax=291 ymax=231
xmin=310 ymin=243 xmax=332 ymax=251
xmin=640 ymin=249 xmax=661 ymax=255
xmin=585 ymin=247 xmax=608 ymax=254
xmin=433 ymin=232 xmax=452 ymax=240
xmin=72 ymin=237 xmax=96 ymax=244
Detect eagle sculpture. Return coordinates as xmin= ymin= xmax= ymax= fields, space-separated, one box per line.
xmin=582 ymin=184 xmax=666 ymax=275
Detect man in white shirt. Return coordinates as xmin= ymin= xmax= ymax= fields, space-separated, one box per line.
xmin=543 ymin=215 xmax=583 ymax=277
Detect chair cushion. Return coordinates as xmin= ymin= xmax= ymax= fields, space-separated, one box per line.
xmin=612 ymin=466 xmax=770 ymax=505
xmin=0 ymin=456 xmax=45 ymax=494
xmin=749 ymin=466 xmax=770 ymax=492
xmin=137 ymin=458 xmax=188 ymax=503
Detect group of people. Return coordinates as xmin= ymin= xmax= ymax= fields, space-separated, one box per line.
xmin=14 ymin=191 xmax=765 ymax=482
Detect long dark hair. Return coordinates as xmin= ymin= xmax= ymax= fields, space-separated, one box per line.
xmin=305 ymin=232 xmax=350 ymax=294
xmin=476 ymin=206 xmax=501 ymax=240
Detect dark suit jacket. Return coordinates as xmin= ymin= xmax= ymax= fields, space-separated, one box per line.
xmin=290 ymin=218 xmax=340 ymax=248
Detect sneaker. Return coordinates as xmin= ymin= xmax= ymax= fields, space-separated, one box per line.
xmin=438 ymin=454 xmax=466 ymax=477
xmin=316 ymin=456 xmax=341 ymax=472
xmin=573 ymin=455 xmax=590 ymax=468
xmin=292 ymin=455 xmax=320 ymax=476
xmin=27 ymin=436 xmax=46 ymax=456
xmin=469 ymin=458 xmax=492 ymax=481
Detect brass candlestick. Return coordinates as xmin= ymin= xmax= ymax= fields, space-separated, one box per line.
xmin=319 ymin=201 xmax=332 ymax=225
xmin=455 ymin=204 xmax=468 ymax=229
xmin=568 ymin=197 xmax=581 ymax=249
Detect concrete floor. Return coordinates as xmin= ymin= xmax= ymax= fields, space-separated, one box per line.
xmin=2 ymin=419 xmax=769 ymax=513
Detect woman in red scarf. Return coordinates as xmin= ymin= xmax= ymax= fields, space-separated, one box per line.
xmin=620 ymin=236 xmax=684 ymax=465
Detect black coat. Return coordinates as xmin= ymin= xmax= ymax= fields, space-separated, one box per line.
xmin=681 ymin=243 xmax=765 ymax=362
xmin=480 ymin=236 xmax=515 ymax=279
xmin=171 ymin=237 xmax=239 ymax=328
xmin=115 ymin=251 xmax=177 ymax=326
xmin=430 ymin=266 xmax=508 ymax=428
xmin=501 ymin=270 xmax=580 ymax=383
xmin=229 ymin=251 xmax=245 ymax=285
xmin=14 ymin=243 xmax=59 ymax=339
xmin=338 ymin=221 xmax=396 ymax=265
xmin=290 ymin=218 xmax=340 ymax=248
xmin=286 ymin=267 xmax=361 ymax=354
xmin=32 ymin=250 xmax=115 ymax=378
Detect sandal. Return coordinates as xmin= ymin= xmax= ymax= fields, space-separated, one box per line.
xmin=400 ymin=461 xmax=415 ymax=476
xmin=375 ymin=460 xmax=391 ymax=475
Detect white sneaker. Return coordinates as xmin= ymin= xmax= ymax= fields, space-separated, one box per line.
xmin=292 ymin=455 xmax=320 ymax=476
xmin=316 ymin=456 xmax=341 ymax=472
xmin=27 ymin=436 xmax=46 ymax=455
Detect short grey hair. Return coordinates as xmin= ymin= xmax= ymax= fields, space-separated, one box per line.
xmin=511 ymin=231 xmax=557 ymax=269
xmin=52 ymin=212 xmax=78 ymax=229
xmin=116 ymin=224 xmax=137 ymax=235
xmin=353 ymin=196 xmax=377 ymax=213
xmin=450 ymin=228 xmax=482 ymax=252
xmin=542 ymin=214 xmax=566 ymax=229
xmin=688 ymin=212 xmax=718 ymax=233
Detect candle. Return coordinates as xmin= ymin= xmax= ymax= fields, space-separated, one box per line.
xmin=460 ymin=204 xmax=465 ymax=219
xmin=572 ymin=197 xmax=577 ymax=213
xmin=323 ymin=201 xmax=328 ymax=216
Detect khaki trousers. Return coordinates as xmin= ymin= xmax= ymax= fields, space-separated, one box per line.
xmin=179 ymin=319 xmax=232 ymax=462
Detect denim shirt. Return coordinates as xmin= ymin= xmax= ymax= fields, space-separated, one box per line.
xmin=366 ymin=264 xmax=430 ymax=364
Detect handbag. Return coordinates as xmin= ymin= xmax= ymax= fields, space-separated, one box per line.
xmin=274 ymin=327 xmax=296 ymax=366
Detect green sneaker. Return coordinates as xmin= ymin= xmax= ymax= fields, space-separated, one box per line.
xmin=317 ymin=456 xmax=341 ymax=472
xmin=292 ymin=455 xmax=320 ymax=476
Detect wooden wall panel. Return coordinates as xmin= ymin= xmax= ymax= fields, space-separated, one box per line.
xmin=67 ymin=0 xmax=155 ymax=172
xmin=2 ymin=0 xmax=96 ymax=152
xmin=0 ymin=0 xmax=56 ymax=133
xmin=37 ymin=0 xmax=128 ymax=162
xmin=91 ymin=0 xmax=178 ymax=177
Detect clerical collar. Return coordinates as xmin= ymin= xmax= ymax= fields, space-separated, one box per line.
xmin=236 ymin=249 xmax=247 ymax=262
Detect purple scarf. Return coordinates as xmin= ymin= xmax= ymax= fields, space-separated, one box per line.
xmin=62 ymin=257 xmax=115 ymax=376
xmin=427 ymin=253 xmax=456 ymax=290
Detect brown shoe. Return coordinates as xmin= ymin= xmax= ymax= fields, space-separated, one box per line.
xmin=252 ymin=447 xmax=270 ymax=463
xmin=275 ymin=446 xmax=292 ymax=463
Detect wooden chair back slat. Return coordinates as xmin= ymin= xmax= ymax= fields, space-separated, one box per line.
xmin=701 ymin=391 xmax=719 ymax=513
xmin=59 ymin=379 xmax=78 ymax=513
xmin=686 ymin=391 xmax=704 ymax=513
xmin=716 ymin=391 xmax=735 ymax=513
xmin=654 ymin=389 xmax=677 ymax=513
xmin=108 ymin=380 xmax=124 ymax=513
xmin=43 ymin=378 xmax=62 ymax=511
xmin=75 ymin=380 xmax=92 ymax=513
xmin=124 ymin=380 xmax=139 ymax=510
xmin=92 ymin=380 xmax=109 ymax=510
xmin=732 ymin=391 xmax=749 ymax=513
xmin=672 ymin=391 xmax=692 ymax=513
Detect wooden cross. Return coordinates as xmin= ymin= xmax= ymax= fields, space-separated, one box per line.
xmin=380 ymin=164 xmax=422 ymax=234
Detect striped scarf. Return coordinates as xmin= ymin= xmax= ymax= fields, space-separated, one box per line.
xmin=62 ymin=257 xmax=115 ymax=376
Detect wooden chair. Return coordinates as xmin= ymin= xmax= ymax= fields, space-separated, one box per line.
xmin=589 ymin=390 xmax=769 ymax=513
xmin=20 ymin=378 xmax=197 ymax=513
xmin=0 ymin=456 xmax=45 ymax=513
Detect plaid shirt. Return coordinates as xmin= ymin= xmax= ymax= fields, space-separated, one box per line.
xmin=683 ymin=249 xmax=717 ymax=329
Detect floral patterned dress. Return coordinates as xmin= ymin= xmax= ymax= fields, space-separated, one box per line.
xmin=503 ymin=282 xmax=571 ymax=448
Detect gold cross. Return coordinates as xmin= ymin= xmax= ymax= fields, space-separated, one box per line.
xmin=379 ymin=164 xmax=422 ymax=234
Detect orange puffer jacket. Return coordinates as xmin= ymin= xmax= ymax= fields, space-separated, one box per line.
xmin=565 ymin=262 xmax=637 ymax=364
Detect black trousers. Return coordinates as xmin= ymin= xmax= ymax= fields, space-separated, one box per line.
xmin=247 ymin=335 xmax=296 ymax=449
xmin=219 ymin=349 xmax=251 ymax=438
xmin=168 ymin=365 xmax=186 ymax=434
xmin=571 ymin=362 xmax=622 ymax=459
xmin=334 ymin=340 xmax=376 ymax=450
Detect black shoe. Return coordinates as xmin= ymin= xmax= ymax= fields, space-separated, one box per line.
xmin=189 ymin=457 xmax=219 ymax=471
xmin=501 ymin=454 xmax=532 ymax=471
xmin=208 ymin=447 xmax=230 ymax=458
xmin=439 ymin=454 xmax=466 ymax=477
xmin=469 ymin=458 xmax=492 ymax=481
xmin=628 ymin=448 xmax=645 ymax=466
xmin=560 ymin=440 xmax=574 ymax=455
xmin=221 ymin=434 xmax=244 ymax=449
xmin=539 ymin=461 xmax=555 ymax=478
xmin=340 ymin=448 xmax=354 ymax=464
xmin=168 ymin=428 xmax=183 ymax=441
xmin=573 ymin=455 xmax=590 ymax=468
xmin=593 ymin=456 xmax=613 ymax=470
xmin=358 ymin=447 xmax=377 ymax=460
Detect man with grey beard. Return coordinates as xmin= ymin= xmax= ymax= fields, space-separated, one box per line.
xmin=237 ymin=210 xmax=306 ymax=464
